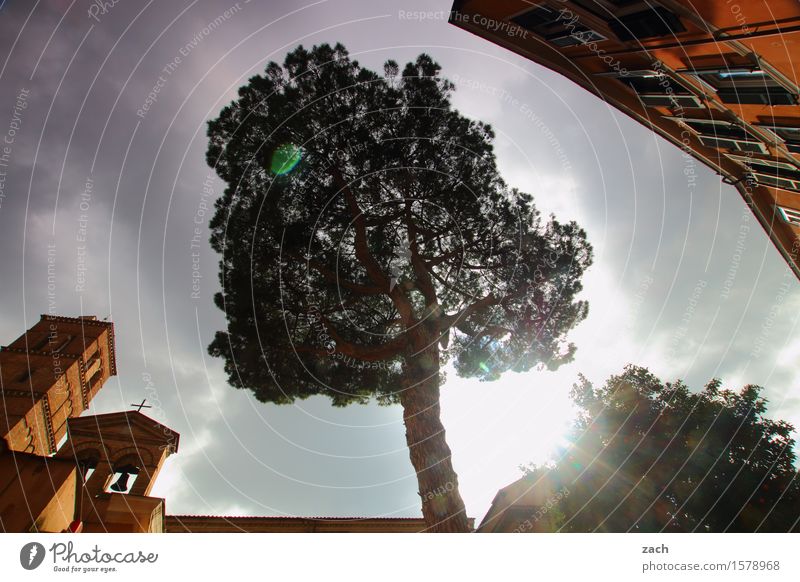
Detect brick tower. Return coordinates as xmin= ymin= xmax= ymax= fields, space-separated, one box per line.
xmin=0 ymin=314 xmax=116 ymax=455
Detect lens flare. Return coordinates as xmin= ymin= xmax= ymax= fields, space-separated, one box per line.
xmin=479 ymin=362 xmax=491 ymax=373
xmin=271 ymin=144 xmax=302 ymax=175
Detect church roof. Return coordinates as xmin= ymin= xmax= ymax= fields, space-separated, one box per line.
xmin=67 ymin=410 xmax=179 ymax=453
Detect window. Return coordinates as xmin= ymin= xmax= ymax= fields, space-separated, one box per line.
xmin=86 ymin=352 xmax=101 ymax=370
xmin=751 ymin=172 xmax=800 ymax=191
xmin=77 ymin=457 xmax=98 ymax=483
xmin=106 ymin=464 xmax=139 ymax=494
xmin=674 ymin=118 xmax=768 ymax=154
xmin=725 ymin=154 xmax=800 ymax=192
xmin=690 ymin=68 xmax=797 ymax=106
xmin=511 ymin=4 xmax=607 ymax=48
xmin=726 ymin=154 xmax=800 ymax=172
xmin=55 ymin=432 xmax=69 ymax=452
xmin=87 ymin=367 xmax=102 ymax=388
xmin=552 ymin=29 xmax=606 ymax=48
xmin=608 ymin=6 xmax=685 ymax=41
xmin=604 ymin=69 xmax=702 ymax=109
xmin=778 ymin=206 xmax=800 ymax=226
xmin=756 ymin=123 xmax=800 ymax=154
xmin=51 ymin=335 xmax=72 ymax=353
xmin=31 ymin=335 xmax=49 ymax=351
xmin=697 ymin=136 xmax=766 ymax=154
xmin=82 ymin=466 xmax=96 ymax=483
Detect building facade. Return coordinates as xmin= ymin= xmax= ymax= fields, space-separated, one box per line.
xmin=450 ymin=0 xmax=800 ymax=279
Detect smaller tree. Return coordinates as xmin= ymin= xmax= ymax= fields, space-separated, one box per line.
xmin=522 ymin=366 xmax=799 ymax=532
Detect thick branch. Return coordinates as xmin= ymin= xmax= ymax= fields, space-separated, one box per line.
xmin=289 ymin=252 xmax=384 ymax=296
xmin=441 ymin=292 xmax=499 ymax=330
xmin=313 ymin=309 xmax=407 ymax=361
xmin=404 ymin=200 xmax=438 ymax=306
xmin=330 ymin=166 xmax=415 ymax=326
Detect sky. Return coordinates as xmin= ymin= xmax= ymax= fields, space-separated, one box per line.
xmin=0 ymin=0 xmax=798 ymax=523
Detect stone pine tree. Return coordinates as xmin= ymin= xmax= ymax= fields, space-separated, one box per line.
xmin=523 ymin=366 xmax=800 ymax=532
xmin=205 ymin=43 xmax=593 ymax=532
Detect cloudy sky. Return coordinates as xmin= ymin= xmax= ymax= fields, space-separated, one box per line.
xmin=1 ymin=0 xmax=798 ymax=522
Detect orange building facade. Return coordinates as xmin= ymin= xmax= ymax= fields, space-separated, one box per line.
xmin=450 ymin=0 xmax=800 ymax=279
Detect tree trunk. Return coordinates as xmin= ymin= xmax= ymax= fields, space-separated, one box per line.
xmin=399 ymin=339 xmax=471 ymax=532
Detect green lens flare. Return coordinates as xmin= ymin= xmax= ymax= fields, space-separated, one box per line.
xmin=479 ymin=362 xmax=491 ymax=373
xmin=270 ymin=144 xmax=302 ymax=175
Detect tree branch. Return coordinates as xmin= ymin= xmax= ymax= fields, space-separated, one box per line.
xmin=330 ymin=166 xmax=416 ymax=326
xmin=441 ymin=292 xmax=499 ymax=330
xmin=404 ymin=199 xmax=438 ymax=306
xmin=313 ymin=309 xmax=408 ymax=361
xmin=289 ymin=252 xmax=385 ymax=296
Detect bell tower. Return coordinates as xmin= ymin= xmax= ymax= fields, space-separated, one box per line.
xmin=56 ymin=411 xmax=179 ymax=532
xmin=0 ymin=315 xmax=116 ymax=455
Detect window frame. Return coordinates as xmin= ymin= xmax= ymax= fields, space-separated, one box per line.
xmin=725 ymin=153 xmax=800 ymax=173
xmin=750 ymin=172 xmax=800 ymax=192
xmin=669 ymin=117 xmax=769 ymax=154
xmin=599 ymin=68 xmax=703 ymax=109
xmin=607 ymin=5 xmax=686 ymax=42
xmin=681 ymin=66 xmax=798 ymax=106
xmin=105 ymin=465 xmax=140 ymax=495
xmin=572 ymin=0 xmax=653 ymax=19
xmin=568 ymin=1 xmax=686 ymax=42
xmin=509 ymin=2 xmax=608 ymax=49
xmin=51 ymin=334 xmax=73 ymax=354
xmin=755 ymin=123 xmax=800 ymax=154
xmin=31 ymin=335 xmax=49 ymax=351
xmin=724 ymin=154 xmax=800 ymax=192
xmin=777 ymin=206 xmax=800 ymax=226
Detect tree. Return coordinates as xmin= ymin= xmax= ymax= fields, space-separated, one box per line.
xmin=205 ymin=43 xmax=593 ymax=532
xmin=522 ymin=366 xmax=800 ymax=532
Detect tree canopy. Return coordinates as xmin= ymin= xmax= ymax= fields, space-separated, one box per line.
xmin=521 ymin=366 xmax=799 ymax=532
xmin=205 ymin=43 xmax=593 ymax=531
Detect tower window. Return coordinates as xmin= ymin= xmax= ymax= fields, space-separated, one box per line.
xmin=87 ymin=367 xmax=102 ymax=388
xmin=31 ymin=335 xmax=49 ymax=351
xmin=55 ymin=432 xmax=69 ymax=452
xmin=778 ymin=206 xmax=800 ymax=226
xmin=51 ymin=335 xmax=72 ymax=353
xmin=106 ymin=465 xmax=140 ymax=494
xmin=78 ymin=459 xmax=98 ymax=483
xmin=608 ymin=6 xmax=685 ymax=41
